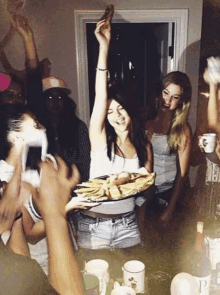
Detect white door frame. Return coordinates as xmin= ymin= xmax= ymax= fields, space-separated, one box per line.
xmin=74 ymin=9 xmax=188 ymax=126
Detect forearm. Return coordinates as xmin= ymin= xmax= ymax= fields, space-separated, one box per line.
xmin=0 ymin=51 xmax=14 ymax=73
xmin=95 ymin=46 xmax=108 ymax=94
xmin=0 ymin=26 xmax=15 ymax=51
xmin=25 ymin=222 xmax=46 ymax=245
xmin=7 ymin=218 xmax=30 ymax=257
xmin=208 ymin=83 xmax=219 ymax=131
xmin=23 ymin=35 xmax=39 ymax=70
xmin=167 ymin=174 xmax=185 ymax=211
xmin=93 ymin=46 xmax=109 ymax=115
xmin=44 ymin=214 xmax=83 ymax=295
xmin=90 ymin=45 xmax=109 ymax=139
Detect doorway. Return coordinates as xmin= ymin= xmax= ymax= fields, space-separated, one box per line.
xmin=74 ymin=9 xmax=188 ymax=126
xmin=86 ymin=22 xmax=175 ymax=114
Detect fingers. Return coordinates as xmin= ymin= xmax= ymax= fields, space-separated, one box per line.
xmin=55 ymin=156 xmax=69 ymax=179
xmin=96 ymin=19 xmax=106 ymax=29
xmin=65 ymin=198 xmax=101 ymax=213
xmin=69 ymin=165 xmax=80 ymax=188
xmin=45 ymin=154 xmax=58 ymax=169
xmin=95 ymin=19 xmax=110 ymax=35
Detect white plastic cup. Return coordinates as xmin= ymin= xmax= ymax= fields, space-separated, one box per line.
xmin=170 ymin=272 xmax=199 ymax=295
xmin=111 ymin=282 xmax=135 ymax=295
xmin=199 ymin=133 xmax=216 ymax=153
xmin=85 ymin=259 xmax=109 ymax=295
xmin=122 ymin=260 xmax=145 ymax=293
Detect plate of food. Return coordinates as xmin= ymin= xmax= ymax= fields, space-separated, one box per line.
xmin=73 ymin=169 xmax=156 ymax=202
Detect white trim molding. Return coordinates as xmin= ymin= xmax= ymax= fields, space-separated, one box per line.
xmin=74 ymin=9 xmax=188 ymax=126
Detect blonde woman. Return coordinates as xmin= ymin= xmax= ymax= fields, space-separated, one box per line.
xmin=145 ymin=71 xmax=192 ymax=226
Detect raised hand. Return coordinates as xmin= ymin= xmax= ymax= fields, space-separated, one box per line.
xmin=7 ymin=0 xmax=26 ymax=14
xmin=35 ymin=157 xmax=80 ymax=219
xmin=203 ymin=68 xmax=214 ymax=85
xmin=10 ymin=13 xmax=33 ymax=40
xmin=94 ymin=19 xmax=111 ymax=49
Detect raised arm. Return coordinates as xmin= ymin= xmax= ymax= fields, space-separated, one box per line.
xmin=203 ymin=68 xmax=220 ymax=133
xmin=11 ymin=13 xmax=38 ymax=69
xmin=0 ymin=24 xmax=15 ymax=51
xmin=0 ymin=23 xmax=26 ymax=80
xmin=89 ymin=20 xmax=111 ymax=151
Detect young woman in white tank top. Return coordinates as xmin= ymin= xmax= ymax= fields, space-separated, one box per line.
xmin=76 ymin=19 xmax=153 ymax=250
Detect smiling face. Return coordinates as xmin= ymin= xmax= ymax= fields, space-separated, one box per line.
xmin=107 ymin=99 xmax=131 ymax=133
xmin=160 ymin=83 xmax=183 ymax=111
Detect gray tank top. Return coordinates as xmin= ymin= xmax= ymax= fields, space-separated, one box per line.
xmin=151 ymin=133 xmax=177 ymax=194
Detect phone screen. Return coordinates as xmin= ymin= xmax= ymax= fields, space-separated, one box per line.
xmin=25 ymin=146 xmax=42 ymax=171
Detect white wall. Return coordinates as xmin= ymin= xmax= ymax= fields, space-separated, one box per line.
xmin=0 ymin=0 xmax=203 ymax=131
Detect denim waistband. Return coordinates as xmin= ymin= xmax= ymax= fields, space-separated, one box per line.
xmin=80 ymin=210 xmax=135 ymax=223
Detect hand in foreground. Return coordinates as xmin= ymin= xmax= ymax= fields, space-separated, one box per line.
xmin=0 ymin=158 xmax=22 ymax=234
xmin=35 ymin=157 xmax=80 ymax=219
xmin=94 ymin=19 xmax=111 ymax=48
xmin=65 ymin=196 xmax=101 ymax=213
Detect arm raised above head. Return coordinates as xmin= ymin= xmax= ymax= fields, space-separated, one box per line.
xmin=204 ymin=69 xmax=220 ymax=134
xmin=11 ymin=13 xmax=39 ymax=70
xmin=89 ymin=20 xmax=111 ymax=152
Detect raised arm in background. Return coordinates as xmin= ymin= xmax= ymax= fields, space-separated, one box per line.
xmin=204 ymin=68 xmax=220 ymax=134
xmin=89 ymin=20 xmax=111 ymax=152
xmin=11 ymin=13 xmax=38 ymax=69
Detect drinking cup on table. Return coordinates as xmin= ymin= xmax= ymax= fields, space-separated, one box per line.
xmin=85 ymin=259 xmax=109 ymax=295
xmin=122 ymin=260 xmax=145 ymax=293
xmin=83 ymin=273 xmax=100 ymax=295
xmin=111 ymin=282 xmax=135 ymax=295
xmin=199 ymin=133 xmax=216 ymax=153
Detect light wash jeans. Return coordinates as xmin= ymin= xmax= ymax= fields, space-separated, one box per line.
xmin=76 ymin=211 xmax=141 ymax=250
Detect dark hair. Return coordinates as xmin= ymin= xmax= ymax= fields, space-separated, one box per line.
xmin=106 ymin=88 xmax=148 ymax=167
xmin=43 ymin=90 xmax=81 ymax=155
xmin=0 ymin=104 xmax=28 ymax=160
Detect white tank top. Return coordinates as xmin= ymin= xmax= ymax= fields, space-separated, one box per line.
xmin=89 ymin=146 xmax=141 ymax=214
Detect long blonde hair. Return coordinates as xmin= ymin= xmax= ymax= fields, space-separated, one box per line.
xmin=163 ymin=71 xmax=191 ymax=150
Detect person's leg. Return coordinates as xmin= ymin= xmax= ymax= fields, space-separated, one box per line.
xmin=111 ymin=211 xmax=141 ymax=249
xmin=77 ymin=213 xmax=112 ymax=250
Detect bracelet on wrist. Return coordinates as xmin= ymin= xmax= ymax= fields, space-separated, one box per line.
xmin=96 ymin=68 xmax=108 ymax=72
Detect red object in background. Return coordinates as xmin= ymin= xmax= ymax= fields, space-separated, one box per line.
xmin=7 ymin=0 xmax=26 ymax=13
xmin=0 ymin=72 xmax=11 ymax=91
